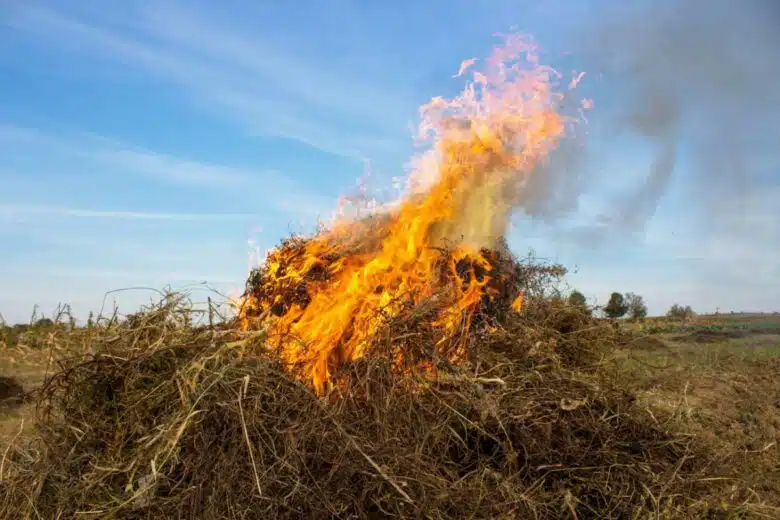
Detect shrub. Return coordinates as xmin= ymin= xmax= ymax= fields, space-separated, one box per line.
xmin=567 ymin=289 xmax=587 ymax=308
xmin=625 ymin=293 xmax=648 ymax=321
xmin=667 ymin=304 xmax=695 ymax=322
xmin=604 ymin=292 xmax=628 ymax=319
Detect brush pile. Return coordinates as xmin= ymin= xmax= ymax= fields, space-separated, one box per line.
xmin=0 ymin=258 xmax=746 ymax=520
xmin=239 ymin=234 xmax=563 ymax=388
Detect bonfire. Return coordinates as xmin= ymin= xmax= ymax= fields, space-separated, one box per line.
xmin=239 ymin=34 xmax=589 ymax=394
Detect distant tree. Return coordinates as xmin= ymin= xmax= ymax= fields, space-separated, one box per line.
xmin=625 ymin=293 xmax=648 ymax=321
xmin=667 ymin=304 xmax=695 ymax=322
xmin=33 ymin=317 xmax=54 ymax=328
xmin=568 ymin=290 xmax=587 ymax=308
xmin=604 ymin=292 xmax=629 ymax=319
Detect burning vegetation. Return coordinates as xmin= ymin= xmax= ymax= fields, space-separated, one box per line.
xmin=1 ymin=33 xmax=775 ymax=519
xmin=239 ymin=233 xmax=532 ymax=394
xmin=238 ymin=34 xmax=584 ymax=394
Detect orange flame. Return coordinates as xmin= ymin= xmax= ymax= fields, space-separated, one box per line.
xmin=241 ymin=33 xmax=586 ymax=394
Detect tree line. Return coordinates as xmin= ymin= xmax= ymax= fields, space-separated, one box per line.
xmin=566 ymin=290 xmax=696 ymax=321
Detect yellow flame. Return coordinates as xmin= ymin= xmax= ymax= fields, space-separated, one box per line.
xmin=240 ymin=33 xmax=586 ymax=394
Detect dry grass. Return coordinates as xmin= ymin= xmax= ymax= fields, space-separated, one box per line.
xmin=0 ymin=292 xmax=775 ymax=519
xmin=608 ymin=331 xmax=780 ymax=518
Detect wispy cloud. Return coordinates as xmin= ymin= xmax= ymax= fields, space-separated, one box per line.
xmin=0 ymin=204 xmax=257 ymax=222
xmin=2 ymin=3 xmax=416 ymax=161
xmin=0 ymin=123 xmax=259 ymax=188
xmin=0 ymin=122 xmax=338 ymax=219
xmin=18 ymin=266 xmax=241 ymax=284
xmin=90 ymin=148 xmax=256 ymax=188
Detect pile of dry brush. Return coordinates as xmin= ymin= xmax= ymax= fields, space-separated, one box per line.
xmin=0 ymin=242 xmax=752 ymax=519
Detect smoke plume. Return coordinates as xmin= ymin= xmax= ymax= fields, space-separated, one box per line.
xmin=526 ymin=0 xmax=780 ymax=239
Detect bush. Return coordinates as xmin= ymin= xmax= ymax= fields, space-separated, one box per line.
xmin=667 ymin=304 xmax=695 ymax=322
xmin=567 ymin=289 xmax=587 ymax=308
xmin=625 ymin=293 xmax=648 ymax=321
xmin=604 ymin=292 xmax=628 ymax=319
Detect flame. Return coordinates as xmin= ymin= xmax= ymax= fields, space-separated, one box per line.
xmin=240 ymin=33 xmax=586 ymax=394
xmin=455 ymin=58 xmax=478 ymax=78
xmin=511 ymin=292 xmax=525 ymax=313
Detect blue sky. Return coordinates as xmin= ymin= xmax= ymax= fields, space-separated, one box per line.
xmin=1 ymin=0 xmax=778 ymax=323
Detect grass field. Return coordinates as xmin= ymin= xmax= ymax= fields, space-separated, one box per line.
xmin=0 ymin=319 xmax=110 ymax=444
xmin=613 ymin=320 xmax=780 ymax=454
xmin=1 ymin=307 xmax=779 ymax=518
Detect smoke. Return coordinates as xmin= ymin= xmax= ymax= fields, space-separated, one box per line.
xmin=343 ymin=1 xmax=779 ymax=257
xmin=524 ymin=0 xmax=780 ymax=239
xmin=512 ymin=105 xmax=588 ymax=223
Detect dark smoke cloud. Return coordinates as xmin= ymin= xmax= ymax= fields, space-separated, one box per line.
xmin=522 ymin=0 xmax=780 ymax=240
